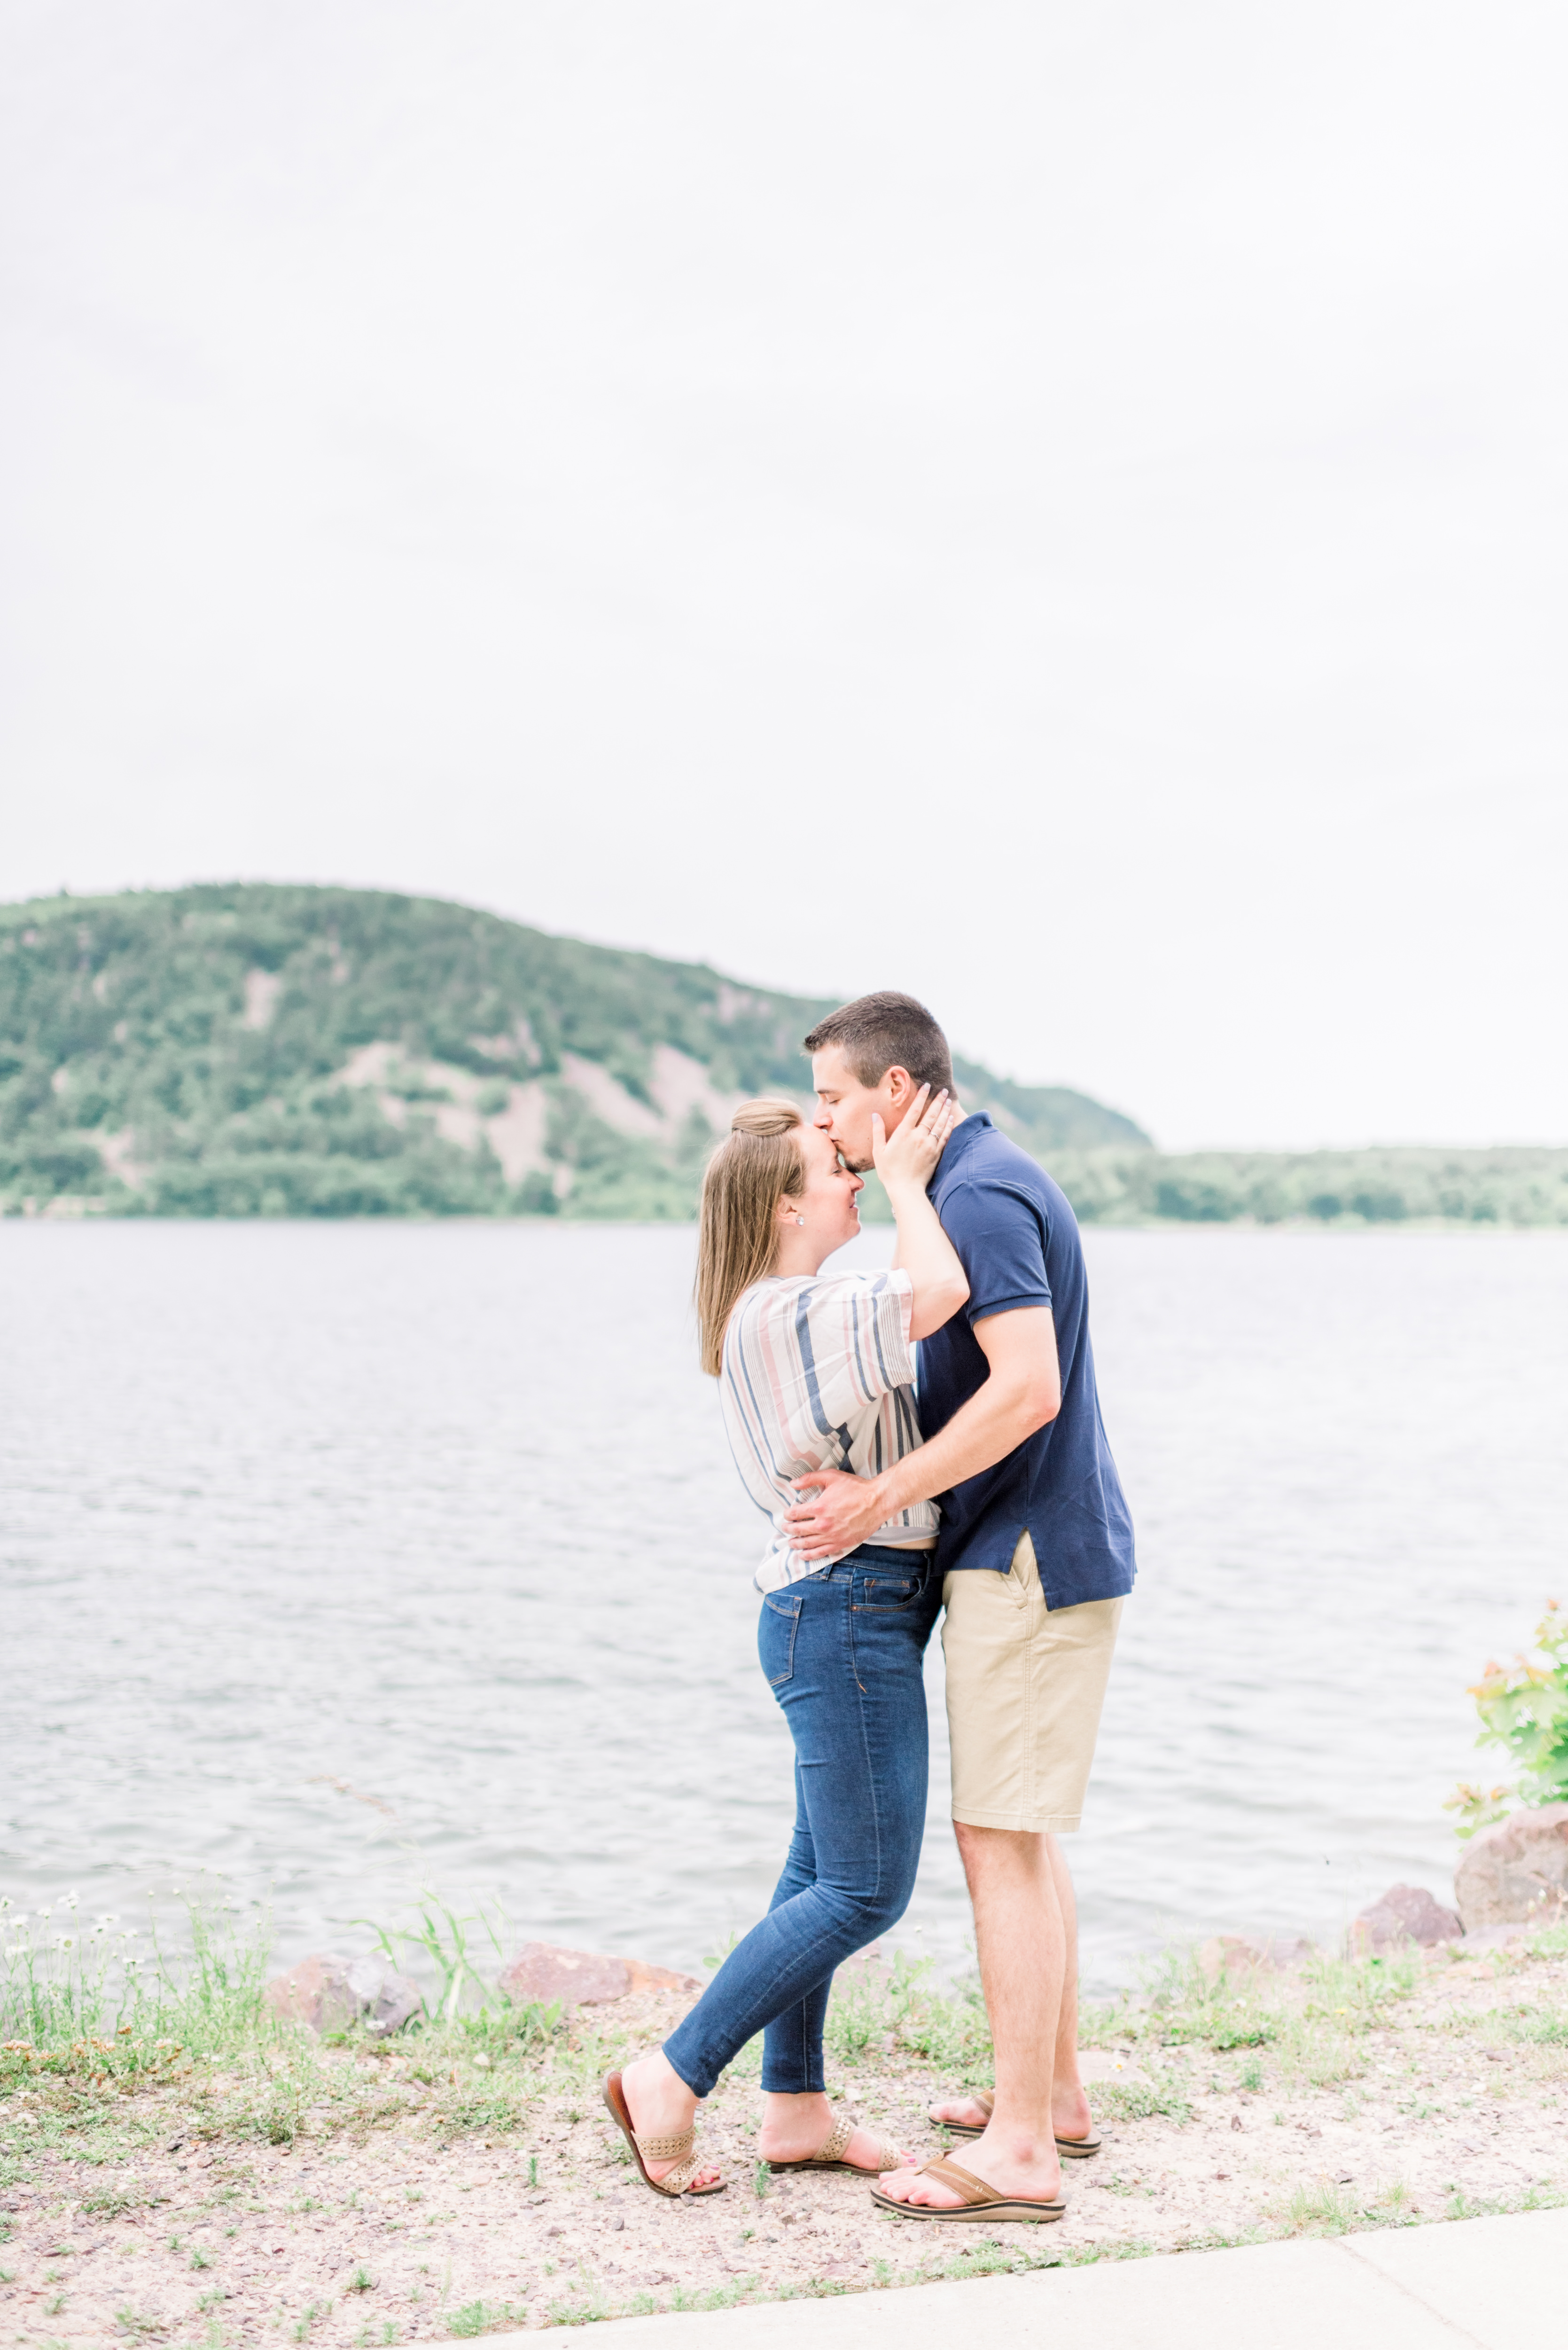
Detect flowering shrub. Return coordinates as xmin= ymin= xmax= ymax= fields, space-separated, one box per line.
xmin=1448 ymin=1600 xmax=1568 ymax=1837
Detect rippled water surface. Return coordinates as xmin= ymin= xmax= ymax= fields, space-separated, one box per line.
xmin=3 ymin=1221 xmax=1566 ymax=1991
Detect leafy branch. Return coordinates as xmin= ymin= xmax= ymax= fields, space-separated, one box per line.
xmin=1447 ymin=1599 xmax=1568 ymax=1836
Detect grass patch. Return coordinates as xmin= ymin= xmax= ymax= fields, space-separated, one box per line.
xmin=1492 ymin=2002 xmax=1568 ymax=2045
xmin=447 ymin=2299 xmax=527 ymax=2336
xmin=1078 ymin=1944 xmax=1426 ymax=2098
xmin=823 ymin=1952 xmax=992 ymax=2073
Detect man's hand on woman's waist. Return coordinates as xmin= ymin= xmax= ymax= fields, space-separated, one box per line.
xmin=784 ymin=1467 xmax=897 ymax=1561
xmin=783 ymin=1306 xmax=1061 ymax=1563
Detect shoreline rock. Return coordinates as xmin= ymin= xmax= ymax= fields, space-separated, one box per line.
xmin=262 ymin=1951 xmax=424 ymax=2038
xmin=1350 ymin=1883 xmax=1462 ymax=1955
xmin=1196 ymin=1933 xmax=1314 ymax=1984
xmin=1454 ymin=1803 xmax=1568 ymax=1930
xmin=498 ymin=1941 xmax=704 ymax=2013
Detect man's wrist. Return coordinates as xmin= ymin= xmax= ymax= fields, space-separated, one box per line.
xmin=871 ymin=1465 xmax=914 ymax=1519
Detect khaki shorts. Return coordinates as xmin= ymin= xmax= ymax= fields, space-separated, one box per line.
xmin=941 ymin=1531 xmax=1123 ymax=1833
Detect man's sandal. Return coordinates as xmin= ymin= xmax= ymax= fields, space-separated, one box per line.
xmin=926 ymin=2088 xmax=1102 ymax=2157
xmin=767 ymin=2110 xmax=904 ymax=2175
xmin=603 ymin=2071 xmax=726 ymax=2199
xmin=870 ymin=2155 xmax=1068 ymax=2224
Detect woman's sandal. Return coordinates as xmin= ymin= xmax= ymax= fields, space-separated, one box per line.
xmin=870 ymin=2154 xmax=1068 ymax=2223
xmin=603 ymin=2070 xmax=726 ymax=2199
xmin=767 ymin=2110 xmax=904 ymax=2175
xmin=926 ymin=2088 xmax=1102 ymax=2157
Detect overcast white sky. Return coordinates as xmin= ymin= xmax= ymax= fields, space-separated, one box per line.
xmin=2 ymin=1 xmax=1564 ymax=1150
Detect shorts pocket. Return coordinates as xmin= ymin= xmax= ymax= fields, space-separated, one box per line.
xmin=759 ymin=1590 xmax=804 ymax=1685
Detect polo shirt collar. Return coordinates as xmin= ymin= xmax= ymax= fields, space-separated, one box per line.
xmin=930 ymin=1109 xmax=993 ymax=1189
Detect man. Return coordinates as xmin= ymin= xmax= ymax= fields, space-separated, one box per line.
xmin=783 ymin=990 xmax=1134 ymax=2219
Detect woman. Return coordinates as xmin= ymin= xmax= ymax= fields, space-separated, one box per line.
xmin=604 ymin=1085 xmax=967 ymax=2196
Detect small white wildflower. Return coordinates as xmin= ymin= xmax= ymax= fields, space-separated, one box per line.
xmin=63 ymin=1890 xmax=79 ymax=1910
xmin=57 ymin=1934 xmax=75 ymax=1950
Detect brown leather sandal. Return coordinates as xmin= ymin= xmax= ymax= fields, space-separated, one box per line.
xmin=870 ymin=2153 xmax=1068 ymax=2223
xmin=603 ymin=2070 xmax=725 ymax=2198
xmin=926 ymin=2088 xmax=1102 ymax=2156
xmin=767 ymin=2109 xmax=905 ymax=2174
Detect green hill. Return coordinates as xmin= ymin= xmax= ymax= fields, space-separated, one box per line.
xmin=0 ymin=884 xmax=1148 ymax=1218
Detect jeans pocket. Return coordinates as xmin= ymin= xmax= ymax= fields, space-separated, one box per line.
xmin=858 ymin=1573 xmax=926 ymax=1611
xmin=759 ymin=1590 xmax=804 ymax=1685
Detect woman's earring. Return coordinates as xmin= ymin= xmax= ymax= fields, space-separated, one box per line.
xmin=795 ymin=1214 xmax=805 ymax=1225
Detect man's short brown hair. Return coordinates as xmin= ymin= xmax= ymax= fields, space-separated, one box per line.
xmin=802 ymin=991 xmax=954 ymax=1094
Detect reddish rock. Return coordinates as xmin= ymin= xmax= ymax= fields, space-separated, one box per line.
xmin=264 ymin=1953 xmax=359 ymax=2036
xmin=1197 ymin=1933 xmax=1314 ymax=1985
xmin=498 ymin=1942 xmax=703 ymax=2013
xmin=263 ymin=1951 xmax=423 ymax=2037
xmin=1350 ymin=1883 xmax=1462 ymax=1955
xmin=1454 ymin=1804 xmax=1568 ymax=1931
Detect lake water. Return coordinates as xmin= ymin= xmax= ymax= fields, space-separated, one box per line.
xmin=3 ymin=1221 xmax=1566 ymax=1997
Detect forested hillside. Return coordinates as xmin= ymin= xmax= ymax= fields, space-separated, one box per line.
xmin=0 ymin=885 xmax=1147 ymax=1217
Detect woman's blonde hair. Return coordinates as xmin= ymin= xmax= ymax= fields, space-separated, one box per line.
xmin=695 ymin=1098 xmax=807 ymax=1376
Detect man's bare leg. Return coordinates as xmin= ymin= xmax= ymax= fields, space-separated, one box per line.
xmin=928 ymin=1833 xmax=1093 ymax=2143
xmin=878 ymin=1823 xmax=1065 ymax=2207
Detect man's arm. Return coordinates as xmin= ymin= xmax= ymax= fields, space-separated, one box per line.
xmin=782 ymin=1306 xmax=1061 ymax=1560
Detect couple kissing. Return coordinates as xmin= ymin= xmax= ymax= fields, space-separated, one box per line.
xmin=604 ymin=990 xmax=1136 ymax=2225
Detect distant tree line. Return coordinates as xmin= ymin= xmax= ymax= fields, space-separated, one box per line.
xmin=1048 ymin=1146 xmax=1568 ymax=1229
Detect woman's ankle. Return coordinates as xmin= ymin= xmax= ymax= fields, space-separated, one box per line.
xmin=624 ymin=2051 xmax=698 ymax=2120
xmin=756 ymin=2089 xmax=829 ymax=2148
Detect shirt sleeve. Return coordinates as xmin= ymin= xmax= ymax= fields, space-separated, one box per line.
xmin=797 ymin=1270 xmax=916 ymax=1414
xmin=942 ymin=1179 xmax=1053 ymax=1324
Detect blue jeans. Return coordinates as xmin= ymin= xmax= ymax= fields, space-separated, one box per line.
xmin=662 ymin=1546 xmax=941 ymax=2099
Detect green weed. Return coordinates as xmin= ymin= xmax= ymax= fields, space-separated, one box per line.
xmin=351 ymin=1890 xmax=507 ymax=2029
xmin=1282 ymin=2179 xmax=1357 ymax=2234
xmin=1093 ymin=2076 xmax=1193 ymax=2125
xmin=823 ymin=1951 xmax=991 ymax=2072
xmin=448 ymin=2297 xmax=527 ymax=2335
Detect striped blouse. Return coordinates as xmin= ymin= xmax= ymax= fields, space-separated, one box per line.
xmin=720 ymin=1268 xmax=941 ymax=1592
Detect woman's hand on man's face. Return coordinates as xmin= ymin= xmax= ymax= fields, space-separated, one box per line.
xmin=871 ymin=1085 xmax=960 ymax=1191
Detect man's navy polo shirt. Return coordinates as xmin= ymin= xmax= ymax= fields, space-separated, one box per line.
xmin=916 ymin=1112 xmax=1136 ymax=1607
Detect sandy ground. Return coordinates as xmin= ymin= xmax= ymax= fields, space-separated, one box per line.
xmin=3 ymin=1949 xmax=1564 ymax=2343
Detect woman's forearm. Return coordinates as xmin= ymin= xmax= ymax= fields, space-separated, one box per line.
xmin=883 ymin=1178 xmax=968 ymax=1341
